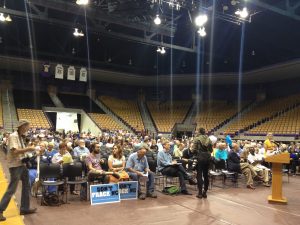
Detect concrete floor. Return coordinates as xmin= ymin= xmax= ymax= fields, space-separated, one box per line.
xmin=1 ymin=152 xmax=299 ymax=225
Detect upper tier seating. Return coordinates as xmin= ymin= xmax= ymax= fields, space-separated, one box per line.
xmin=17 ymin=109 xmax=51 ymax=129
xmin=89 ymin=113 xmax=123 ymax=131
xmin=245 ymin=106 xmax=300 ymax=135
xmin=225 ymin=94 xmax=300 ymax=134
xmin=147 ymin=101 xmax=192 ymax=132
xmin=194 ymin=101 xmax=245 ymax=132
xmin=99 ymin=96 xmax=144 ymax=131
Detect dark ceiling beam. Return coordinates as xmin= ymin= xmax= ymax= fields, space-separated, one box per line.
xmin=249 ymin=0 xmax=300 ymax=20
xmin=0 ymin=7 xmax=196 ymax=53
xmin=27 ymin=0 xmax=175 ymax=37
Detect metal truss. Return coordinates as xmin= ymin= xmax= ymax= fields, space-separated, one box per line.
xmin=248 ymin=0 xmax=300 ymax=20
xmin=0 ymin=0 xmax=196 ymax=52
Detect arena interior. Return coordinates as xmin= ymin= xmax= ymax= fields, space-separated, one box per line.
xmin=0 ymin=0 xmax=300 ymax=225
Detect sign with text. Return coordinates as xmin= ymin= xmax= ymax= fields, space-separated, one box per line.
xmin=90 ymin=183 xmax=120 ymax=205
xmin=119 ymin=181 xmax=138 ymax=200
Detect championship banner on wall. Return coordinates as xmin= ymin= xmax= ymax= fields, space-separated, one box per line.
xmin=67 ymin=66 xmax=76 ymax=80
xmin=119 ymin=181 xmax=138 ymax=200
xmin=55 ymin=64 xmax=64 ymax=79
xmin=79 ymin=67 xmax=87 ymax=82
xmin=40 ymin=62 xmax=51 ymax=78
xmin=90 ymin=183 xmax=120 ymax=205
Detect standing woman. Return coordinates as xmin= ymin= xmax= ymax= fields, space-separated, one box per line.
xmin=108 ymin=145 xmax=129 ymax=182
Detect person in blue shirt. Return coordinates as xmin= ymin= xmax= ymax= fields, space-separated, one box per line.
xmin=126 ymin=145 xmax=157 ymax=200
xmin=73 ymin=139 xmax=90 ymax=159
xmin=215 ymin=143 xmax=228 ymax=161
xmin=214 ymin=143 xmax=228 ymax=170
xmin=157 ymin=140 xmax=196 ymax=195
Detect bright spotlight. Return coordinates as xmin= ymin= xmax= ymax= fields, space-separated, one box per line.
xmin=195 ymin=14 xmax=208 ymax=27
xmin=197 ymin=27 xmax=206 ymax=37
xmin=235 ymin=7 xmax=249 ymax=18
xmin=156 ymin=46 xmax=166 ymax=54
xmin=0 ymin=13 xmax=6 ymax=22
xmin=5 ymin=15 xmax=12 ymax=22
xmin=73 ymin=28 xmax=84 ymax=37
xmin=154 ymin=15 xmax=161 ymax=25
xmin=76 ymin=0 xmax=89 ymax=5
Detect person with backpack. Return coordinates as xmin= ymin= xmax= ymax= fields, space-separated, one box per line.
xmin=0 ymin=120 xmax=37 ymax=222
xmin=192 ymin=128 xmax=213 ymax=199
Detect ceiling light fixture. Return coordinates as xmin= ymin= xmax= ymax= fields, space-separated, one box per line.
xmin=156 ymin=46 xmax=166 ymax=54
xmin=195 ymin=14 xmax=208 ymax=27
xmin=154 ymin=15 xmax=161 ymax=25
xmin=73 ymin=28 xmax=84 ymax=37
xmin=235 ymin=7 xmax=249 ymax=18
xmin=5 ymin=15 xmax=12 ymax=22
xmin=197 ymin=27 xmax=206 ymax=37
xmin=76 ymin=0 xmax=89 ymax=5
xmin=0 ymin=13 xmax=6 ymax=22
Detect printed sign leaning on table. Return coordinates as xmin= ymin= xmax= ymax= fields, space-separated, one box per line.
xmin=118 ymin=181 xmax=138 ymax=200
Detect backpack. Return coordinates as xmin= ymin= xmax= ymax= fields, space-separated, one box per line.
xmin=163 ymin=186 xmax=180 ymax=195
xmin=42 ymin=193 xmax=61 ymax=206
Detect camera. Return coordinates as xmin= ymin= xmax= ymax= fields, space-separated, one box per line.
xmin=190 ymin=157 xmax=198 ymax=170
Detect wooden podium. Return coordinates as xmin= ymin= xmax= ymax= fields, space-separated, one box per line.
xmin=265 ymin=152 xmax=290 ymax=204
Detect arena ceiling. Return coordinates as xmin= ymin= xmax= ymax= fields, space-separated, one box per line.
xmin=0 ymin=0 xmax=299 ymax=76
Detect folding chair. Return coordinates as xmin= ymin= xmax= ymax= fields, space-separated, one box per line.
xmin=39 ymin=164 xmax=64 ymax=206
xmin=63 ymin=162 xmax=88 ymax=202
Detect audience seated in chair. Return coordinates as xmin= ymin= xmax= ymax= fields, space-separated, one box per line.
xmin=157 ymin=140 xmax=196 ymax=195
xmin=247 ymin=146 xmax=270 ymax=187
xmin=125 ymin=145 xmax=157 ymax=200
xmin=85 ymin=143 xmax=110 ymax=183
xmin=108 ymin=145 xmax=129 ymax=182
xmin=227 ymin=143 xmax=260 ymax=189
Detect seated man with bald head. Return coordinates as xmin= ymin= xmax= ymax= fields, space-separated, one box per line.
xmin=126 ymin=145 xmax=157 ymax=200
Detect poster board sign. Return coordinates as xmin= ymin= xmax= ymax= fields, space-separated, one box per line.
xmin=90 ymin=183 xmax=120 ymax=205
xmin=118 ymin=181 xmax=138 ymax=200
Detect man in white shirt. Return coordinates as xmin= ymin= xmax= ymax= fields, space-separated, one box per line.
xmin=247 ymin=146 xmax=270 ymax=187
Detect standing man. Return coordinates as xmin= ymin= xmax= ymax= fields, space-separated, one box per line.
xmin=0 ymin=120 xmax=37 ymax=222
xmin=192 ymin=128 xmax=213 ymax=199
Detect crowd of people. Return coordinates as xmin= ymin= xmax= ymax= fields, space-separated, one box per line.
xmin=0 ymin=120 xmax=299 ymax=221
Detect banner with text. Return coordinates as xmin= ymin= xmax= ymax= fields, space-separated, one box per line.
xmin=55 ymin=64 xmax=64 ymax=79
xmin=119 ymin=181 xmax=138 ymax=200
xmin=90 ymin=183 xmax=120 ymax=205
xmin=67 ymin=66 xmax=76 ymax=80
xmin=79 ymin=67 xmax=87 ymax=82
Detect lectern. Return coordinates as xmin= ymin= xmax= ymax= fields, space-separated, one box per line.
xmin=265 ymin=152 xmax=290 ymax=204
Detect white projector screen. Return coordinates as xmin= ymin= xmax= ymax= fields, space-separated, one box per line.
xmin=56 ymin=112 xmax=79 ymax=132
